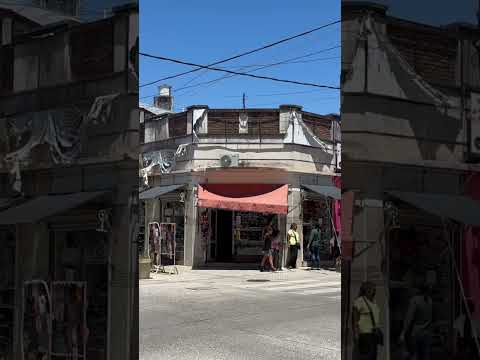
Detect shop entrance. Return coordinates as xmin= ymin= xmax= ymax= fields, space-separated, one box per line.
xmin=216 ymin=210 xmax=233 ymax=262
xmin=52 ymin=230 xmax=109 ymax=360
xmin=207 ymin=209 xmax=280 ymax=265
xmin=386 ymin=205 xmax=457 ymax=360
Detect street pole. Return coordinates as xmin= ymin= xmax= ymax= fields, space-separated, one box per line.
xmin=242 ymin=93 xmax=246 ymax=109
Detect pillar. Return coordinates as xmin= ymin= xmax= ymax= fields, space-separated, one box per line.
xmin=183 ymin=186 xmax=198 ymax=267
xmin=108 ymin=189 xmax=136 ymax=360
xmin=287 ymin=187 xmax=303 ymax=268
xmin=13 ymin=223 xmax=49 ymax=359
xmin=347 ymin=199 xmax=387 ymax=360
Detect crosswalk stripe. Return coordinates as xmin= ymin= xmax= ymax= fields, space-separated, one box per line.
xmin=296 ymin=288 xmax=341 ymax=295
xmin=240 ymin=280 xmax=341 ymax=289
xmin=263 ymin=281 xmax=341 ymax=291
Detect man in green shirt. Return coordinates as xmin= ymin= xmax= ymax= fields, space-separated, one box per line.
xmin=308 ymin=223 xmax=322 ymax=270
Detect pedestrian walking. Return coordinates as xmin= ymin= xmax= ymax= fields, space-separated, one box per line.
xmin=307 ymin=223 xmax=321 ymax=270
xmin=287 ymin=223 xmax=300 ymax=269
xmin=399 ymin=283 xmax=433 ymax=360
xmin=271 ymin=229 xmax=282 ymax=270
xmin=352 ymin=281 xmax=383 ymax=360
xmin=260 ymin=223 xmax=276 ymax=272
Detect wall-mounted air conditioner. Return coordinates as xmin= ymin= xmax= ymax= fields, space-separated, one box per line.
xmin=219 ymin=154 xmax=239 ymax=168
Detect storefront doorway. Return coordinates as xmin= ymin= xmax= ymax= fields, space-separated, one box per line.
xmin=302 ymin=197 xmax=336 ymax=266
xmin=206 ymin=209 xmax=280 ymax=264
xmin=216 ymin=210 xmax=233 ymax=262
xmin=52 ymin=230 xmax=109 ymax=360
xmin=386 ymin=205 xmax=457 ymax=360
xmin=160 ymin=201 xmax=185 ymax=266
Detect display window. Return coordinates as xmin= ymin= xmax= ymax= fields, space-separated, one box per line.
xmin=52 ymin=230 xmax=109 ymax=360
xmin=386 ymin=205 xmax=457 ymax=359
xmin=161 ymin=202 xmax=184 ymax=265
xmin=302 ymin=199 xmax=335 ymax=263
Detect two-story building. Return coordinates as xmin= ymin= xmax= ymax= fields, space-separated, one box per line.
xmin=342 ymin=2 xmax=480 ymax=359
xmin=0 ymin=3 xmax=138 ymax=360
xmin=139 ymin=86 xmax=341 ymax=270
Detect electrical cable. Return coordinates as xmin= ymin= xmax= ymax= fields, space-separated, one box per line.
xmin=139 ymin=19 xmax=341 ymax=88
xmin=140 ymin=53 xmax=339 ymax=92
xmin=139 ymin=46 xmax=340 ymax=100
xmin=172 ymin=46 xmax=341 ymax=93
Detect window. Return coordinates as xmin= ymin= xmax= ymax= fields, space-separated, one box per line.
xmin=70 ymin=20 xmax=114 ymax=79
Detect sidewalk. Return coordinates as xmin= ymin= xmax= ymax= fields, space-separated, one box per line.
xmin=140 ymin=265 xmax=340 ymax=284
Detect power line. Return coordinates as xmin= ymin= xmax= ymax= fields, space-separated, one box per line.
xmin=139 ymin=19 xmax=341 ymax=88
xmin=172 ymin=46 xmax=340 ymax=93
xmin=139 ymin=45 xmax=341 ymax=100
xmin=139 ymin=53 xmax=340 ymax=91
xmin=225 ymin=91 xmax=339 ymax=98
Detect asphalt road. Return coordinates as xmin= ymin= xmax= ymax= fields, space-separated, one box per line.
xmin=140 ymin=268 xmax=341 ymax=360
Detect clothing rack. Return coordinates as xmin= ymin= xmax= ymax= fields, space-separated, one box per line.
xmin=21 ymin=280 xmax=88 ymax=360
xmin=148 ymin=222 xmax=178 ymax=275
xmin=50 ymin=281 xmax=87 ymax=359
xmin=21 ymin=280 xmax=53 ymax=360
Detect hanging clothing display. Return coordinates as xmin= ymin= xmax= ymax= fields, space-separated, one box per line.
xmin=160 ymin=223 xmax=176 ymax=261
xmin=22 ymin=281 xmax=52 ymax=360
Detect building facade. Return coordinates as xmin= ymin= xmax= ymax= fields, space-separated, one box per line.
xmin=342 ymin=2 xmax=480 ymax=359
xmin=139 ymin=91 xmax=341 ymax=271
xmin=0 ymin=3 xmax=138 ymax=360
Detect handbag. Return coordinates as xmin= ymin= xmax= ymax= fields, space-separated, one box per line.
xmin=363 ymin=296 xmax=384 ymax=346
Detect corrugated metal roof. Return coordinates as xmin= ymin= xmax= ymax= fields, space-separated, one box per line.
xmin=139 ymin=102 xmax=172 ymax=116
xmin=0 ymin=191 xmax=107 ymax=225
xmin=0 ymin=4 xmax=82 ymax=26
xmin=388 ymin=191 xmax=480 ymax=226
xmin=302 ymin=184 xmax=341 ymax=200
xmin=139 ymin=184 xmax=184 ymax=200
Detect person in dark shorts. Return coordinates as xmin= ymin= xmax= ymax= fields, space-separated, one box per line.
xmin=260 ymin=221 xmax=276 ymax=272
xmin=271 ymin=229 xmax=282 ymax=270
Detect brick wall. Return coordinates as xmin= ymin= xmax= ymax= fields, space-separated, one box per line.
xmin=303 ymin=113 xmax=335 ymax=141
xmin=207 ymin=110 xmax=280 ymax=137
xmin=387 ymin=21 xmax=458 ymax=87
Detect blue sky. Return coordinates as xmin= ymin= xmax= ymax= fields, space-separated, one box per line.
xmin=140 ymin=0 xmax=341 ymax=115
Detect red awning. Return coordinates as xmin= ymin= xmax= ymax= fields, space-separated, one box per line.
xmin=197 ymin=184 xmax=288 ymax=215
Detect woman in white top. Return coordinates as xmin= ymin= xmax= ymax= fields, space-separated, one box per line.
xmin=352 ymin=281 xmax=382 ymax=360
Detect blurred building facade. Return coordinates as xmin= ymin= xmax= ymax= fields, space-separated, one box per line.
xmin=342 ymin=2 xmax=480 ymax=359
xmin=0 ymin=2 xmax=138 ymax=359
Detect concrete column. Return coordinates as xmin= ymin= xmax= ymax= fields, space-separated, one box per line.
xmin=108 ymin=190 xmax=136 ymax=360
xmin=278 ymin=214 xmax=287 ymax=269
xmin=287 ymin=188 xmax=303 ymax=268
xmin=13 ymin=223 xmax=49 ymax=359
xmin=183 ymin=186 xmax=197 ymax=267
xmin=347 ymin=202 xmax=386 ymax=360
